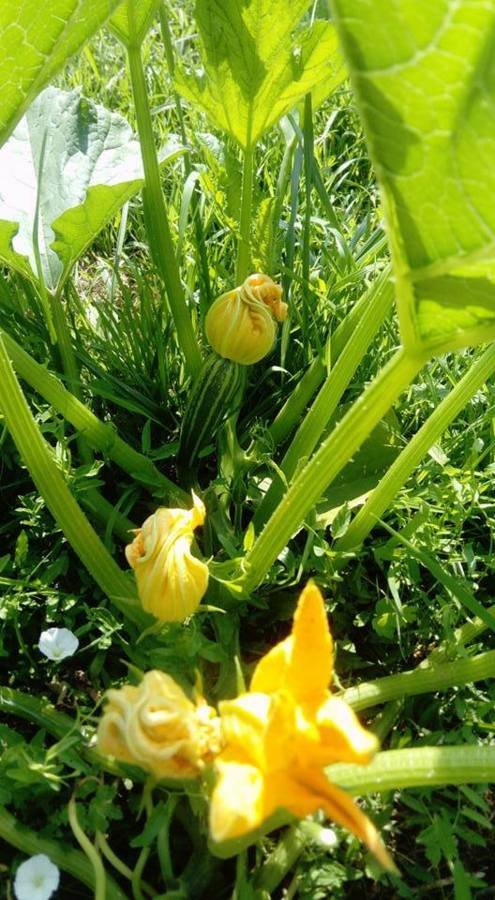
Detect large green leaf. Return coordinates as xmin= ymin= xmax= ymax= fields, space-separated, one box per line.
xmin=176 ymin=1 xmax=345 ymax=149
xmin=0 ymin=0 xmax=122 ymax=148
xmin=331 ymin=0 xmax=495 ymax=354
xmin=109 ymin=0 xmax=161 ymax=46
xmin=0 ymin=87 xmax=181 ymax=293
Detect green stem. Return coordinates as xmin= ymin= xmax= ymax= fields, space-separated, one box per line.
xmin=337 ymin=342 xmax=495 ymax=551
xmin=0 ymin=686 xmax=74 ymax=739
xmin=1 ymin=329 xmax=186 ymax=503
xmin=0 ymin=335 xmax=142 ymax=623
xmin=301 ymin=93 xmax=314 ymax=351
xmin=341 ymin=649 xmax=495 ymax=712
xmin=126 ymin=32 xmax=202 ymax=379
xmin=81 ymin=489 xmax=135 ymax=542
xmin=268 ymin=133 xmax=296 ymax=273
xmin=156 ymin=795 xmax=179 ymax=884
xmin=96 ymin=833 xmax=156 ymax=897
xmin=0 ymin=687 xmax=140 ymax=780
xmin=370 ymin=699 xmax=403 ymax=743
xmin=268 ymin=263 xmax=392 ymax=446
xmin=241 ymin=348 xmax=424 ymax=593
xmin=0 ymin=806 xmax=126 ymax=899
xmin=283 ymin=140 xmax=303 ymax=313
xmin=255 ymin=823 xmax=308 ymax=893
xmin=68 ymin=794 xmax=107 ymax=900
xmin=430 ymin=603 xmax=495 ymax=662
xmin=254 ymin=270 xmax=394 ymax=528
xmin=233 ymin=849 xmax=248 ymax=899
xmin=236 ymin=145 xmax=254 ymax=282
xmin=132 ymin=848 xmax=151 ymax=900
xmin=50 ymin=288 xmax=98 ymax=477
xmin=50 ymin=291 xmax=82 ymax=397
xmin=159 ymin=3 xmax=212 ymax=310
xmin=255 ymin=821 xmax=334 ymax=893
xmin=132 ymin=781 xmax=154 ymax=900
xmin=328 ymin=745 xmax=495 ymax=795
xmin=96 ymin=833 xmax=133 ymax=883
xmin=32 ymin=131 xmax=57 ymax=342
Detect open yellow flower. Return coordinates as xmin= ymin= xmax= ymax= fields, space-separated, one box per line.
xmin=205 ymin=273 xmax=287 ymax=365
xmin=126 ymin=493 xmax=209 ymax=622
xmin=209 ymin=583 xmax=395 ymax=871
xmin=97 ymin=670 xmax=222 ymax=780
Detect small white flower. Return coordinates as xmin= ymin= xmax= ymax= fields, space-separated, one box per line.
xmin=318 ymin=826 xmax=338 ymax=849
xmin=38 ymin=627 xmax=79 ymax=661
xmin=14 ymin=853 xmax=60 ymax=900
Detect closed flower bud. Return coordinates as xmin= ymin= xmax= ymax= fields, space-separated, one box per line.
xmin=97 ymin=670 xmax=222 ymax=780
xmin=125 ymin=493 xmax=209 ymax=622
xmin=205 ymin=273 xmax=287 ymax=365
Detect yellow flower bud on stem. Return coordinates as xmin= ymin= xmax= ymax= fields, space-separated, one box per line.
xmin=205 ymin=274 xmax=286 ymax=365
xmin=126 ymin=494 xmax=209 ymax=622
xmin=97 ymin=670 xmax=222 ymax=781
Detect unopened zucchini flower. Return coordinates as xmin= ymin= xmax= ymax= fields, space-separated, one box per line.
xmin=209 ymin=582 xmax=395 ymax=871
xmin=205 ymin=273 xmax=287 ymax=365
xmin=125 ymin=493 xmax=209 ymax=622
xmin=97 ymin=670 xmax=222 ymax=780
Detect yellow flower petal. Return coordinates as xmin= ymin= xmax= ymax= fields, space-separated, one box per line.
xmin=243 ymin=273 xmax=288 ymax=322
xmin=218 ymin=693 xmax=270 ymax=769
xmin=315 ymin=696 xmax=378 ymax=765
xmin=289 ymin=582 xmax=333 ymax=700
xmin=298 ymin=768 xmax=397 ymax=873
xmin=251 ymin=582 xmax=332 ymax=701
xmin=250 ymin=637 xmax=292 ymax=694
xmin=209 ymin=755 xmax=265 ymax=842
xmin=97 ymin=684 xmax=139 ymax=765
xmin=209 ymin=582 xmax=394 ymax=869
xmin=97 ymin=670 xmax=221 ymax=780
xmin=126 ymin=495 xmax=208 ymax=622
xmin=205 ymin=287 xmax=276 ymax=365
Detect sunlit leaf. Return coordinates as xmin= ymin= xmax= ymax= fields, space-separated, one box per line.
xmin=0 ymin=87 xmax=181 ymax=293
xmin=331 ymin=0 xmax=495 ymax=354
xmin=176 ymin=1 xmax=345 ymax=149
xmin=0 ymin=0 xmax=122 ymax=148
xmin=109 ymin=0 xmax=161 ymax=46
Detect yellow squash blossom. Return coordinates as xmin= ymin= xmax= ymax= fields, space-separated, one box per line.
xmin=205 ymin=273 xmax=288 ymax=365
xmin=126 ymin=493 xmax=209 ymax=622
xmin=97 ymin=670 xmax=222 ymax=780
xmin=209 ymin=583 xmax=395 ymax=871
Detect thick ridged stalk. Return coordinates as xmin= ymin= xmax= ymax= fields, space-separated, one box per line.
xmin=0 ymin=687 xmax=75 ymax=738
xmin=1 ymin=329 xmax=186 ymax=503
xmin=254 ymin=270 xmax=394 ymax=528
xmin=342 ymin=649 xmax=495 ymax=712
xmin=0 ymin=336 xmax=141 ymax=622
xmin=329 ymin=745 xmax=495 ymax=795
xmin=0 ymin=806 xmax=126 ymax=900
xmin=0 ymin=687 xmax=130 ymax=778
xmin=126 ymin=39 xmax=202 ymax=379
xmin=241 ymin=349 xmax=425 ymax=593
xmin=337 ymin=342 xmax=495 ymax=551
xmin=268 ymin=264 xmax=392 ymax=446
